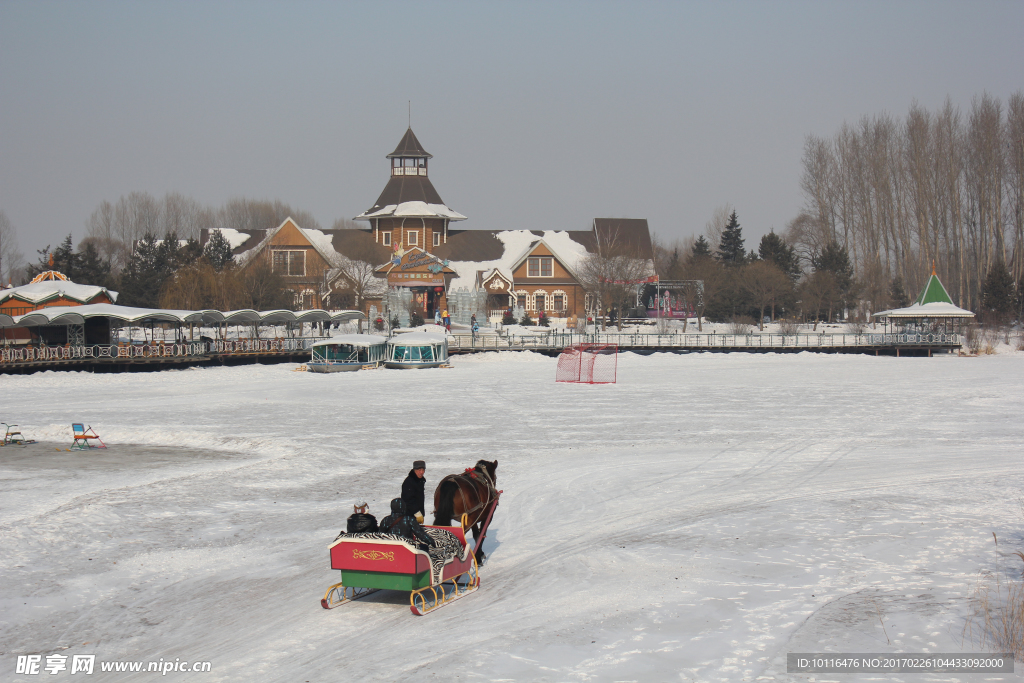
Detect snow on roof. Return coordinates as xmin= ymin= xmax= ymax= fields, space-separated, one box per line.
xmin=0 ymin=279 xmax=118 ymax=305
xmin=355 ymin=201 xmax=466 ymax=221
xmin=312 ymin=334 xmax=388 ymax=348
xmin=872 ymin=301 xmax=976 ymax=319
xmin=234 ymin=218 xmax=345 ymax=268
xmin=445 ymin=230 xmax=590 ymax=291
xmin=210 ymin=228 xmax=251 ymax=250
xmin=14 ymin=303 xmax=214 ymax=326
xmin=387 ymin=332 xmax=448 ymax=345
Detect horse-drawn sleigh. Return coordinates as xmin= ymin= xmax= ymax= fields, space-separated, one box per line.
xmin=321 ymin=460 xmax=500 ymax=616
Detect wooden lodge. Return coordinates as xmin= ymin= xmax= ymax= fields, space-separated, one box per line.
xmin=200 ymin=128 xmax=656 ymax=323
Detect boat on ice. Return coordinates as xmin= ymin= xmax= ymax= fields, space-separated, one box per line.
xmin=308 ymin=334 xmax=387 ymax=372
xmin=384 ymin=332 xmax=448 ymax=369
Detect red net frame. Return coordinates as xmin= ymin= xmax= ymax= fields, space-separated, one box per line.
xmin=555 ymin=343 xmax=618 ymax=384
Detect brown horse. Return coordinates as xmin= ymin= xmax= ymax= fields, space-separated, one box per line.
xmin=433 ymin=460 xmax=498 ymax=563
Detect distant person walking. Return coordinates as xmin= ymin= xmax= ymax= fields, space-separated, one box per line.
xmin=442 ymin=309 xmax=450 ymax=332
xmin=434 ymin=309 xmax=441 ymax=326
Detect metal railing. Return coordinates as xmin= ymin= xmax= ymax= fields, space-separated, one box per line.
xmin=447 ymin=331 xmax=963 ymax=351
xmin=0 ymin=336 xmax=330 ymax=365
xmin=0 ymin=332 xmax=962 ymax=366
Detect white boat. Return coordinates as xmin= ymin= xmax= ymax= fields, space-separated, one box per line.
xmin=384 ymin=332 xmax=449 ymax=369
xmin=308 ymin=334 xmax=388 ymax=372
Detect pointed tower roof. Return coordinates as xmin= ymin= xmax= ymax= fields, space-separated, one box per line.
xmin=387 ymin=128 xmax=432 ymax=159
xmin=355 ymin=128 xmax=465 ymax=222
xmin=915 ymin=263 xmax=954 ymax=305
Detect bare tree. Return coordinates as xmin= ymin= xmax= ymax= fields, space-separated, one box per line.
xmin=793 ymin=91 xmax=1024 ymax=314
xmin=219 ymin=198 xmax=322 ymax=234
xmin=0 ymin=209 xmax=25 ymax=286
xmin=801 ymin=271 xmax=841 ymax=329
xmin=739 ymin=261 xmax=792 ymax=329
xmin=576 ymin=229 xmax=654 ymax=331
xmin=330 ymin=218 xmax=364 ymax=230
xmin=330 ymin=255 xmax=385 ymax=311
xmin=238 ymin=252 xmax=290 ymax=311
xmin=161 ymin=193 xmax=214 ymax=241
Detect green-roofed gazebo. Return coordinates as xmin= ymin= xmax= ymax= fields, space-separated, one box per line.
xmin=873 ymin=266 xmax=974 ymax=335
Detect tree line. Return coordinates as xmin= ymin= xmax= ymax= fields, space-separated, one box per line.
xmin=792 ymin=91 xmax=1024 ymax=320
xmin=655 ymin=210 xmax=858 ymax=330
xmin=13 ymin=193 xmax=339 ymax=311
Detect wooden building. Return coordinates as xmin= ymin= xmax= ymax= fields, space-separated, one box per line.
xmin=201 ymin=129 xmax=655 ymax=321
xmin=1 ymin=270 xmax=117 ymax=343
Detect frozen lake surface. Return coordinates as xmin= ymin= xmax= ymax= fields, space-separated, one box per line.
xmin=1 ymin=350 xmax=1023 ymax=682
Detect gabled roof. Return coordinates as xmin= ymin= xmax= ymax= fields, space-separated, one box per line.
xmin=507 ymin=239 xmax=580 ymax=280
xmin=235 ymin=217 xmax=341 ymax=267
xmin=387 ymin=128 xmax=432 ymax=159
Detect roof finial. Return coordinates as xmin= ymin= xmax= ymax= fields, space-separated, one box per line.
xmin=48 ymin=252 xmax=54 ymax=268
xmin=931 ymin=259 xmax=936 ymax=276
xmin=408 ymin=100 xmax=411 ymax=129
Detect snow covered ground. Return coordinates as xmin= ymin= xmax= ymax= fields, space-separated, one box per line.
xmin=1 ymin=350 xmax=1023 ymax=682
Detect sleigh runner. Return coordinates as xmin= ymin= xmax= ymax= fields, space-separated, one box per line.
xmin=322 ymin=497 xmax=500 ymax=616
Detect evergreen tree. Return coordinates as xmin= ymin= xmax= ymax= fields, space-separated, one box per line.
xmin=25 ymin=244 xmax=53 ymax=280
xmin=51 ymin=234 xmax=80 ymax=279
xmin=117 ymin=233 xmax=181 ymax=307
xmin=25 ymin=234 xmax=80 ymax=280
xmin=180 ymin=237 xmax=203 ymax=265
xmin=691 ymin=235 xmax=712 ymax=261
xmin=811 ymin=241 xmax=857 ymax=311
xmin=757 ymin=230 xmax=801 ymax=281
xmin=77 ymin=241 xmax=112 ymax=287
xmin=716 ymin=211 xmax=745 ymax=265
xmin=981 ymin=260 xmax=1015 ymax=323
xmin=888 ymin=276 xmax=909 ymax=308
xmin=204 ymin=231 xmax=235 ymax=270
xmin=519 ymin=310 xmax=534 ymax=326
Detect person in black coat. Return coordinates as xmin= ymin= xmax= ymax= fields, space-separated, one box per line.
xmin=378 ymin=498 xmax=435 ymax=548
xmin=401 ymin=460 xmax=427 ymax=522
xmin=345 ymin=502 xmax=377 ymax=534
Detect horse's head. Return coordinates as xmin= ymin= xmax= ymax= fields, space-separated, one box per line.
xmin=475 ymin=459 xmax=498 ymax=483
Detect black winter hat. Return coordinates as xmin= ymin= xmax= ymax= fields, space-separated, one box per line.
xmin=391 ymin=498 xmax=405 ymax=514
xmin=412 ymin=460 xmax=426 ymax=470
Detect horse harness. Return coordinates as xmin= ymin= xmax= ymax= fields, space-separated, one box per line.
xmin=441 ymin=465 xmax=497 ymax=518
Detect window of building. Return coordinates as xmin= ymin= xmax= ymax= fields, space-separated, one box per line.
xmin=433 ymin=232 xmax=441 ymax=247
xmin=552 ymin=292 xmax=566 ymax=313
xmin=272 ymin=250 xmax=305 ymax=276
xmin=527 ymin=256 xmax=553 ymax=277
xmin=381 ymin=231 xmax=391 ymax=246
xmin=300 ymin=289 xmax=315 ymax=310
xmin=535 ymin=292 xmax=546 ymax=311
xmin=407 ymin=230 xmax=419 ymax=246
xmin=516 ymin=292 xmax=527 ymax=310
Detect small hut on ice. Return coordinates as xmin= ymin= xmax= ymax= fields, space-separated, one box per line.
xmin=872 ymin=267 xmax=975 ymax=335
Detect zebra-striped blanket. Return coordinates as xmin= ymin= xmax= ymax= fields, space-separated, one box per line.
xmin=333 ymin=528 xmax=468 ymax=585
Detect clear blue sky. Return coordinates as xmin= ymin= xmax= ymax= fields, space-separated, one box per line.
xmin=1 ymin=0 xmax=1021 ymax=257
